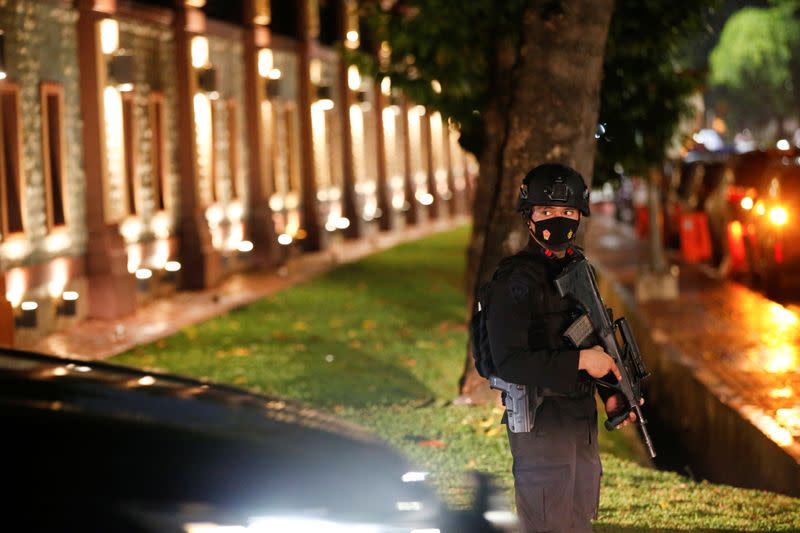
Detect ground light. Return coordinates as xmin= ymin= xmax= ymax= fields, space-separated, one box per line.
xmin=57 ymin=291 xmax=79 ymax=316
xmin=257 ymin=48 xmax=273 ymax=78
xmin=16 ymin=301 xmax=38 ymax=328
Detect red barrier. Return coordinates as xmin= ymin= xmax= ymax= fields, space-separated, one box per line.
xmin=679 ymin=212 xmax=712 ymax=263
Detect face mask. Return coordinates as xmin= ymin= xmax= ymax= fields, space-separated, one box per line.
xmin=530 ymin=216 xmax=579 ymax=250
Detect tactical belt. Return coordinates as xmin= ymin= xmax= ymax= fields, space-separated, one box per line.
xmin=542 ymin=378 xmax=595 ymax=398
xmin=490 ymin=376 xmax=595 ymax=432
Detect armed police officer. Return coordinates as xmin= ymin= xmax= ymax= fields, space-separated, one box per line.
xmin=485 ymin=164 xmax=638 ymax=533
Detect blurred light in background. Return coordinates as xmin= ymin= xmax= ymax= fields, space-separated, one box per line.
xmin=769 ymin=206 xmax=788 ymax=225
xmin=100 ymin=18 xmax=119 ymax=55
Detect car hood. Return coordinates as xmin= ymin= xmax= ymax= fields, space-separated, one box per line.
xmin=1 ymin=349 xmax=444 ymax=531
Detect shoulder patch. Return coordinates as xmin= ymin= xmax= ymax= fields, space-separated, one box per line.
xmin=508 ymin=274 xmax=530 ymax=303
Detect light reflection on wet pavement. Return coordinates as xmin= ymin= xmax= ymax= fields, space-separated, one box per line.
xmin=584 ymin=216 xmax=800 ymax=457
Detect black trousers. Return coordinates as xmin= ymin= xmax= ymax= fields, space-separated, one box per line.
xmin=507 ymin=396 xmax=601 ymax=533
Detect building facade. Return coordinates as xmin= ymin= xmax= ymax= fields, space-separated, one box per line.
xmin=0 ymin=0 xmax=476 ymax=349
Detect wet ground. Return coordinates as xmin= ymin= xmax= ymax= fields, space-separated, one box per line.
xmin=585 ymin=216 xmax=800 ymax=494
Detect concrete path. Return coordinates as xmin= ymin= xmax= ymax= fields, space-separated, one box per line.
xmin=19 ymin=217 xmax=469 ymax=361
xmin=585 ymin=215 xmax=800 ymax=496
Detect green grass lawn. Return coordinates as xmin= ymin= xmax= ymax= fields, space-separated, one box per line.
xmin=112 ymin=225 xmax=800 ymax=532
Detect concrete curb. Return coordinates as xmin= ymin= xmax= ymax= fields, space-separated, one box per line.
xmin=590 ymin=254 xmax=800 ymax=497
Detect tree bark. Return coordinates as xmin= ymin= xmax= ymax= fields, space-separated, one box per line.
xmin=459 ymin=0 xmax=615 ymax=401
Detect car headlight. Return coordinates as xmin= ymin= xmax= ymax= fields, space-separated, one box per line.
xmin=185 ymin=519 xmax=376 ymax=532
xmin=769 ymin=206 xmax=788 ymax=225
xmin=185 ymin=517 xmax=436 ymax=533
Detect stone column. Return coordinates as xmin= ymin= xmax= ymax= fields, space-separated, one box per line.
xmin=242 ymin=2 xmax=278 ymax=268
xmin=296 ymin=0 xmax=322 ymax=251
xmin=443 ymin=125 xmax=459 ymax=217
xmin=335 ymin=0 xmax=360 ymax=240
xmin=173 ymin=3 xmax=221 ymax=289
xmin=76 ymin=0 xmax=137 ymax=319
xmin=0 ymin=273 xmax=13 ymax=347
xmin=373 ymin=80 xmax=392 ymax=232
xmin=423 ymin=112 xmax=439 ymax=220
xmin=400 ymin=99 xmax=418 ymax=226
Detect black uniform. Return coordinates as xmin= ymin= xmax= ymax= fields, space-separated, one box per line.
xmin=486 ymin=239 xmax=606 ymax=533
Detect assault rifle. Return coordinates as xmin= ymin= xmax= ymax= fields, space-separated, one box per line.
xmin=554 ymin=258 xmax=656 ymax=458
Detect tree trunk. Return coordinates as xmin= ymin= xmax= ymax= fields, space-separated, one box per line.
xmin=459 ymin=0 xmax=615 ymax=402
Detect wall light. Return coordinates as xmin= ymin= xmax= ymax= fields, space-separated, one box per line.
xmin=6 ymin=270 xmax=27 ymax=309
xmin=309 ymin=58 xmax=322 ymax=85
xmin=165 ymin=261 xmax=181 ymax=272
xmin=380 ymin=76 xmax=391 ymax=96
xmin=100 ymin=19 xmax=119 ymax=55
xmin=238 ymin=240 xmax=254 ymax=253
xmin=418 ymin=192 xmax=434 ymax=206
xmin=191 ymin=35 xmax=210 ymax=69
xmin=257 ymin=48 xmax=273 ymax=78
xmin=268 ymin=68 xmax=282 ymax=80
xmin=347 ymin=65 xmax=361 ymax=91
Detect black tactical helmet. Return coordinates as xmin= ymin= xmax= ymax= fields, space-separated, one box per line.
xmin=517 ymin=163 xmax=591 ymax=217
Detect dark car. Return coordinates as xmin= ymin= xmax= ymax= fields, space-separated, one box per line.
xmin=2 ymin=349 xmax=513 ymax=533
xmin=729 ymin=150 xmax=800 ymax=296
